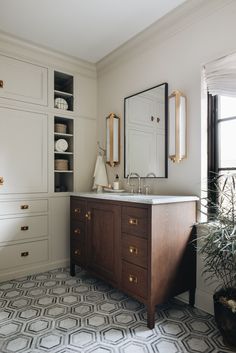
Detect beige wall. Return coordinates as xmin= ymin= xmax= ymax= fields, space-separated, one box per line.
xmin=96 ymin=0 xmax=236 ymax=313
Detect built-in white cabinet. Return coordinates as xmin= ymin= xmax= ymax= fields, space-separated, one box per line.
xmin=0 ymin=198 xmax=48 ymax=276
xmin=0 ymin=107 xmax=48 ymax=194
xmin=0 ymin=43 xmax=97 ymax=281
xmin=0 ymin=239 xmax=48 ymax=270
xmin=0 ymin=54 xmax=48 ymax=106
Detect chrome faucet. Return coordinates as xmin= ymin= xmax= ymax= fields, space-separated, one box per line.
xmin=143 ymin=172 xmax=156 ymax=195
xmin=127 ymin=172 xmax=142 ymax=194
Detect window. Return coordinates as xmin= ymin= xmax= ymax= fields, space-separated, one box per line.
xmin=208 ymin=94 xmax=236 ymax=213
xmin=208 ymin=94 xmax=236 ymax=177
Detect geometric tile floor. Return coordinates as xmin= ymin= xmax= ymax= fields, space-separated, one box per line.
xmin=0 ymin=267 xmax=235 ymax=353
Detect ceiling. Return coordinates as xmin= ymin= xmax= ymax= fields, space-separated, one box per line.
xmin=0 ymin=0 xmax=187 ymax=63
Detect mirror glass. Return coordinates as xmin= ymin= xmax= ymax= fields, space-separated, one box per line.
xmin=124 ymin=83 xmax=168 ymax=178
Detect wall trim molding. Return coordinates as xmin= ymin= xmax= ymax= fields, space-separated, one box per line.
xmin=96 ymin=0 xmax=234 ymax=76
xmin=0 ymin=31 xmax=97 ymax=78
xmin=0 ymin=259 xmax=70 ymax=283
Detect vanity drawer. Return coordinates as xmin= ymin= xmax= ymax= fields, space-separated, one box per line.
xmin=71 ymin=221 xmax=85 ymax=241
xmin=0 ymin=240 xmax=48 ymax=270
xmin=71 ymin=199 xmax=87 ymax=222
xmin=122 ymin=233 xmax=147 ymax=268
xmin=122 ymin=206 xmax=148 ymax=238
xmin=122 ymin=261 xmax=147 ymax=299
xmin=0 ymin=215 xmax=48 ymax=243
xmin=71 ymin=238 xmax=86 ymax=266
xmin=0 ymin=199 xmax=48 ymax=216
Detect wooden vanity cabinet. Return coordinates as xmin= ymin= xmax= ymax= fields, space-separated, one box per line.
xmin=70 ymin=196 xmax=196 ymax=329
xmin=70 ymin=198 xmax=121 ymax=285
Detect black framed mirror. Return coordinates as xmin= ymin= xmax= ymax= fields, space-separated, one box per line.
xmin=124 ymin=82 xmax=168 ymax=178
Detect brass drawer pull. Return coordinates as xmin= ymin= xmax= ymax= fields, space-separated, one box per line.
xmin=128 ymin=274 xmax=138 ymax=284
xmin=74 ymin=249 xmax=81 ymax=256
xmin=21 ymin=251 xmax=29 ymax=257
xmin=129 ymin=246 xmax=138 ymax=255
xmin=21 ymin=226 xmax=29 ymax=231
xmin=0 ymin=177 xmax=4 ymax=185
xmin=85 ymin=211 xmax=91 ymax=221
xmin=74 ymin=228 xmax=81 ymax=235
xmin=21 ymin=205 xmax=29 ymax=210
xmin=74 ymin=208 xmax=81 ymax=214
xmin=0 ymin=80 xmax=3 ymax=88
xmin=128 ymin=218 xmax=138 ymax=225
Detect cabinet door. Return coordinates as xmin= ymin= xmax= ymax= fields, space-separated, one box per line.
xmin=87 ymin=202 xmax=121 ymax=284
xmin=0 ymin=107 xmax=47 ymax=194
xmin=0 ymin=54 xmax=48 ymax=106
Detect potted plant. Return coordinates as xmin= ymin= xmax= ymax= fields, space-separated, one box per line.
xmin=197 ymin=173 xmax=236 ymax=348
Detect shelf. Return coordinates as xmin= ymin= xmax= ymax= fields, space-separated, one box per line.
xmin=54 ymin=132 xmax=73 ymax=137
xmin=54 ymin=151 xmax=73 ymax=155
xmin=54 ymin=170 xmax=73 ymax=173
xmin=54 ymin=90 xmax=73 ymax=97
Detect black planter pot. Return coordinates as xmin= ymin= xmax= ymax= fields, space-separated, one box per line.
xmin=213 ymin=288 xmax=236 ymax=349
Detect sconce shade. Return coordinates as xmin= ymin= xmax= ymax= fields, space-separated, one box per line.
xmin=169 ymin=90 xmax=187 ymax=163
xmin=106 ymin=113 xmax=120 ymax=166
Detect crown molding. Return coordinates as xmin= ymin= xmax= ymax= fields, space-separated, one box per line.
xmin=0 ymin=31 xmax=97 ymax=78
xmin=96 ymin=0 xmax=234 ymax=76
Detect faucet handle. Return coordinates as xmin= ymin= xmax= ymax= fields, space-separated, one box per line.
xmin=144 ymin=185 xmax=150 ymax=195
xmin=129 ymin=185 xmax=135 ymax=193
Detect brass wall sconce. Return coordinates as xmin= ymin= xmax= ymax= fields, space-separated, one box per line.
xmin=106 ymin=113 xmax=120 ymax=167
xmin=169 ymin=90 xmax=187 ymax=163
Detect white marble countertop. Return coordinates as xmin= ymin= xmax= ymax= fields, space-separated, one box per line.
xmin=71 ymin=192 xmax=199 ymax=205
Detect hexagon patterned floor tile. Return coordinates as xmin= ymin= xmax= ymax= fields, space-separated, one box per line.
xmin=0 ymin=267 xmax=235 ymax=353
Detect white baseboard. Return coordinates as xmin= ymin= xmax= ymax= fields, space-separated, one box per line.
xmin=0 ymin=258 xmax=70 ymax=282
xmin=176 ymin=289 xmax=214 ymax=315
xmin=195 ymin=288 xmax=214 ymax=315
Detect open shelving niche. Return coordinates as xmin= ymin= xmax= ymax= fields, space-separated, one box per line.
xmin=54 ymin=71 xmax=74 ymax=112
xmin=54 ymin=116 xmax=74 ymax=192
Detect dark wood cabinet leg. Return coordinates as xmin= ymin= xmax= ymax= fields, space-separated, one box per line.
xmin=70 ymin=262 xmax=75 ymax=277
xmin=189 ymin=287 xmax=196 ymax=307
xmin=147 ymin=305 xmax=155 ymax=329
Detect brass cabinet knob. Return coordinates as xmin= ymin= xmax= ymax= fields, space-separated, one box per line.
xmin=128 ymin=218 xmax=138 ymax=225
xmin=157 ymin=117 xmax=160 ymax=123
xmin=21 ymin=226 xmax=29 ymax=231
xmin=74 ymin=228 xmax=80 ymax=235
xmin=74 ymin=208 xmax=81 ymax=214
xmin=128 ymin=274 xmax=138 ymax=284
xmin=21 ymin=205 xmax=29 ymax=210
xmin=129 ymin=246 xmax=138 ymax=255
xmin=85 ymin=211 xmax=91 ymax=221
xmin=0 ymin=177 xmax=4 ymax=185
xmin=74 ymin=249 xmax=81 ymax=256
xmin=0 ymin=80 xmax=3 ymax=88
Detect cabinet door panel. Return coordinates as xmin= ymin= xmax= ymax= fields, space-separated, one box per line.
xmin=0 ymin=239 xmax=48 ymax=270
xmin=122 ymin=233 xmax=147 ymax=268
xmin=0 ymin=54 xmax=48 ymax=106
xmin=0 ymin=215 xmax=48 ymax=243
xmin=122 ymin=206 xmax=148 ymax=238
xmin=88 ymin=202 xmax=121 ymax=283
xmin=0 ymin=107 xmax=47 ymax=194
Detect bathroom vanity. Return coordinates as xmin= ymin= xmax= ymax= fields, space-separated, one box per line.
xmin=70 ymin=192 xmax=198 ymax=329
